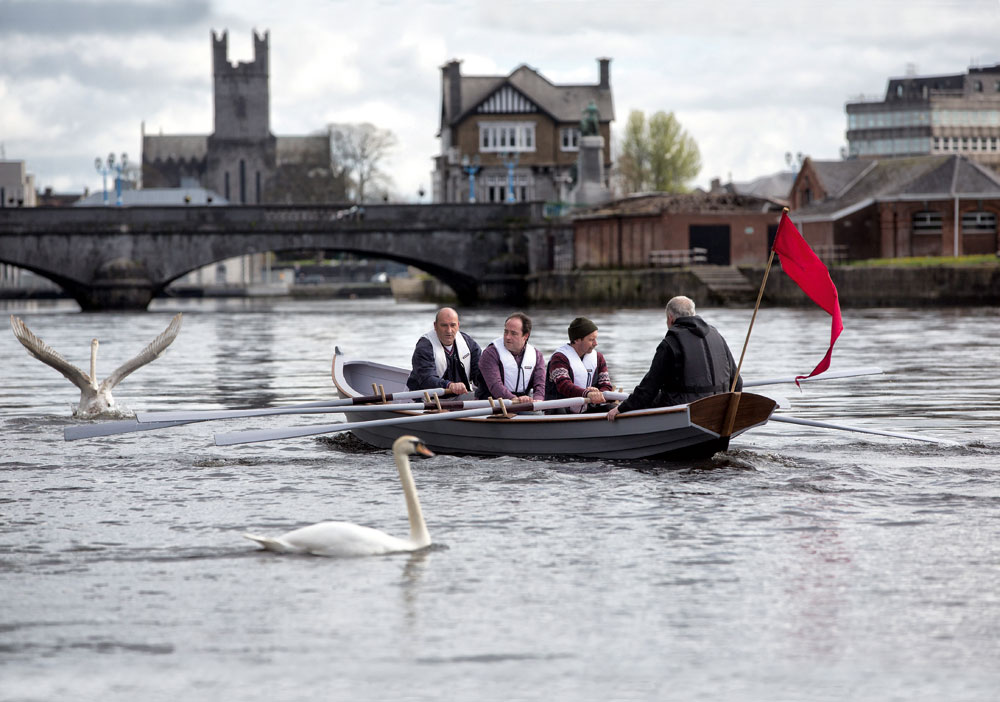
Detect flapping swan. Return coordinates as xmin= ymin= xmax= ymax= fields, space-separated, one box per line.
xmin=9 ymin=313 xmax=183 ymax=417
xmin=244 ymin=435 xmax=434 ymax=557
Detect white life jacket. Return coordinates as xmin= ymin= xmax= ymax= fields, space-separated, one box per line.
xmin=424 ymin=330 xmax=474 ymax=389
xmin=554 ymin=343 xmax=597 ymax=389
xmin=490 ymin=337 xmax=537 ymax=395
xmin=554 ymin=343 xmax=598 ymax=413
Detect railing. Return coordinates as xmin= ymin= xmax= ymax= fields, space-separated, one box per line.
xmin=812 ymin=244 xmax=849 ymax=264
xmin=649 ymin=247 xmax=708 ymax=266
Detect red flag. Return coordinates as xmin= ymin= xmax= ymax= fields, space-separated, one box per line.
xmin=773 ymin=211 xmax=843 ymax=383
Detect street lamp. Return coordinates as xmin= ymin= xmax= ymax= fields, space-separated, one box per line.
xmin=461 ymin=154 xmax=480 ymax=203
xmin=95 ymin=152 xmax=128 ymax=206
xmin=501 ymin=151 xmax=519 ymax=203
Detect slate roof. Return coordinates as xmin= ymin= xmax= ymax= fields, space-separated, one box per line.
xmin=576 ymin=191 xmax=783 ymax=218
xmin=793 ymin=155 xmax=1000 ymax=222
xmin=730 ymin=171 xmax=796 ymax=202
xmin=445 ymin=63 xmax=614 ymax=127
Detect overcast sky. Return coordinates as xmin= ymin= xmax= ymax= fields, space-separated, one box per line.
xmin=3 ymin=0 xmax=1000 ymax=200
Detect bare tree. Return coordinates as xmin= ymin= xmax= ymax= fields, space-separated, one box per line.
xmin=327 ymin=123 xmax=398 ymax=203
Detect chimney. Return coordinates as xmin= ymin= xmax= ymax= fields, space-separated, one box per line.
xmin=598 ymin=57 xmax=610 ymax=89
xmin=443 ymin=59 xmax=463 ymax=122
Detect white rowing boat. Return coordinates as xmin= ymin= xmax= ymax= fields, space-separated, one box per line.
xmin=331 ymin=349 xmax=778 ymax=459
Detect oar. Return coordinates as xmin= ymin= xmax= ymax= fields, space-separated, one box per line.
xmin=63 ymin=388 xmax=449 ymax=441
xmin=214 ymin=396 xmax=592 ymax=446
xmin=769 ymin=414 xmax=959 ymax=445
xmin=65 ymin=419 xmax=194 ymax=441
xmin=136 ymin=387 xmax=446 ymax=423
xmin=744 ymin=366 xmax=883 ymax=388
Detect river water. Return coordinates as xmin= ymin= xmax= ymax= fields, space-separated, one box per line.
xmin=1 ymin=297 xmax=998 ymax=702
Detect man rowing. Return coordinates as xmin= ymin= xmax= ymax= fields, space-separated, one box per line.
xmin=476 ymin=312 xmax=545 ymax=403
xmin=607 ymin=296 xmax=742 ymax=421
xmin=544 ymin=316 xmax=613 ymax=414
xmin=406 ymin=307 xmax=482 ymax=399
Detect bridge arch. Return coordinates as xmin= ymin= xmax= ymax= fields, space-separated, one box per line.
xmin=0 ymin=203 xmax=551 ymax=310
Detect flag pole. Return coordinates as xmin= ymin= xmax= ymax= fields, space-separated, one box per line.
xmin=730 ymin=206 xmax=788 ymax=392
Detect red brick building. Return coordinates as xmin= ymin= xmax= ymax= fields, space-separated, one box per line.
xmin=571 ymin=193 xmax=785 ymax=268
xmin=790 ymin=155 xmax=1000 ymax=259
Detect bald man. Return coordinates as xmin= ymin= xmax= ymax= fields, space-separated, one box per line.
xmin=608 ymin=296 xmax=741 ymax=421
xmin=406 ymin=307 xmax=483 ymax=397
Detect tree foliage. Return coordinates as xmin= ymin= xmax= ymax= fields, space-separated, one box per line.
xmin=327 ymin=123 xmax=398 ymax=203
xmin=617 ymin=109 xmax=701 ymax=194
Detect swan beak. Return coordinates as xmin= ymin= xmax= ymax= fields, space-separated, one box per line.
xmin=415 ymin=442 xmax=435 ymax=458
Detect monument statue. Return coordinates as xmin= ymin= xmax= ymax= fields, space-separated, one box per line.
xmin=580 ymin=100 xmax=600 ymax=136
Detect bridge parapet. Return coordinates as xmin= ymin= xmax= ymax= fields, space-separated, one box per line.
xmin=0 ymin=202 xmax=556 ymax=310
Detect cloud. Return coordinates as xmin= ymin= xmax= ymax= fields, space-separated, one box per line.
xmin=0 ymin=0 xmax=210 ymax=36
xmin=5 ymin=0 xmax=1000 ymax=197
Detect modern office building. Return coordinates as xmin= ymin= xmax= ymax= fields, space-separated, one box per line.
xmin=846 ymin=63 xmax=1000 ymax=169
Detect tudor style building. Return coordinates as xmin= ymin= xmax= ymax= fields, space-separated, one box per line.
xmin=434 ymin=58 xmax=614 ymax=204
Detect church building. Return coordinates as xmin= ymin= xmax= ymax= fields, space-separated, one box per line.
xmin=142 ymin=30 xmax=331 ymax=204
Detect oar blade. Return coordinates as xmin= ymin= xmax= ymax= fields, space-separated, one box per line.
xmin=64 ymin=418 xmax=193 ymax=441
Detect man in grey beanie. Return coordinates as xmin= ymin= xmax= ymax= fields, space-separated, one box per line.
xmin=544 ymin=316 xmax=614 ymax=413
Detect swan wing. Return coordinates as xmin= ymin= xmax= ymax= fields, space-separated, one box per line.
xmin=9 ymin=315 xmax=93 ymax=392
xmin=100 ymin=313 xmax=182 ymax=391
xmin=271 ymin=521 xmax=419 ymax=557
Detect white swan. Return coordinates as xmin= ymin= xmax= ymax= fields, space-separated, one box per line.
xmin=9 ymin=313 xmax=183 ymax=417
xmin=244 ymin=435 xmax=434 ymax=557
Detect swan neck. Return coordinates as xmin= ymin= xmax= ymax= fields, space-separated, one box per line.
xmin=395 ymin=447 xmax=430 ymax=547
xmin=90 ymin=339 xmax=99 ymax=388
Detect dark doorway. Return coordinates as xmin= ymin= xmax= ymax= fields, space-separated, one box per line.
xmin=689 ymin=225 xmax=731 ymax=265
xmin=767 ymin=224 xmax=778 ymax=253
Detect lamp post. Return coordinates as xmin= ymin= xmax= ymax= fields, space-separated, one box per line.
xmin=501 ymin=151 xmax=519 ymax=203
xmin=461 ymin=154 xmax=480 ymax=203
xmin=94 ymin=152 xmax=128 ymax=206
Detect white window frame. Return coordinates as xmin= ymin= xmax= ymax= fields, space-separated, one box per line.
xmin=560 ymin=127 xmax=580 ymax=151
xmin=479 ymin=122 xmax=536 ymax=153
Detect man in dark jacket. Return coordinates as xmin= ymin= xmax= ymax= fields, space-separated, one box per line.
xmin=607 ymin=296 xmax=741 ymax=421
xmin=406 ymin=307 xmax=482 ymax=397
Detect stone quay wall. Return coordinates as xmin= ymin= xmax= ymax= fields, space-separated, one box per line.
xmin=524 ymin=264 xmax=1000 ymax=308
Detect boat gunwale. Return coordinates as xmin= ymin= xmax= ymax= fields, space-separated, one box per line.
xmin=332 ymin=350 xmax=693 ymax=425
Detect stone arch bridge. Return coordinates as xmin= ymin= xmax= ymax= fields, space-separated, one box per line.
xmin=0 ymin=203 xmax=563 ymax=310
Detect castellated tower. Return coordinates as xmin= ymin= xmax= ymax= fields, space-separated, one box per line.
xmin=206 ymin=29 xmax=277 ymax=204
xmin=212 ymin=29 xmax=270 ymax=138
xmin=142 ymin=29 xmax=333 ymax=204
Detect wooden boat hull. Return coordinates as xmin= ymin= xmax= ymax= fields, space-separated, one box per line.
xmin=331 ymin=351 xmax=776 ymax=460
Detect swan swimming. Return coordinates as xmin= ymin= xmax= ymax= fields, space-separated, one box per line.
xmin=244 ymin=435 xmax=434 ymax=557
xmin=9 ymin=313 xmax=183 ymax=417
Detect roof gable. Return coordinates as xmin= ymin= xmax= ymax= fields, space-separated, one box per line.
xmin=451 ymin=62 xmax=614 ymax=126
xmin=793 ymin=155 xmax=1000 ymax=220
xmin=474 ymin=84 xmax=541 ymax=115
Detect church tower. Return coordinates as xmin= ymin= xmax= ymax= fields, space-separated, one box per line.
xmin=212 ymin=30 xmax=271 ymax=138
xmin=207 ymin=30 xmax=276 ymax=204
